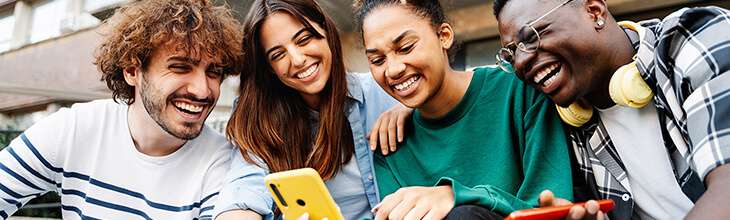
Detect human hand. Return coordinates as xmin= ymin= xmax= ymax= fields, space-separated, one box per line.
xmin=368 ymin=104 xmax=412 ymax=155
xmin=539 ymin=190 xmax=605 ymax=220
xmin=293 ymin=212 xmax=328 ymax=220
xmin=372 ymin=186 xmax=454 ymax=220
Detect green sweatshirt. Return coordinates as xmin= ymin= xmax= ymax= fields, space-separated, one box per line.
xmin=374 ymin=66 xmax=573 ymax=215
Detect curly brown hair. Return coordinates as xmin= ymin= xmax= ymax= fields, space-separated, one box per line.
xmin=95 ymin=0 xmax=243 ymax=104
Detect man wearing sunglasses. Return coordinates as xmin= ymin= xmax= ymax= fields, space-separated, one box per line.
xmin=494 ymin=0 xmax=730 ymax=219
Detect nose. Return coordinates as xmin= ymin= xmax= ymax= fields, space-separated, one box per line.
xmin=511 ymin=49 xmax=537 ymax=81
xmin=187 ymin=69 xmax=212 ymax=99
xmin=385 ymin=56 xmax=406 ymax=79
xmin=288 ymin=46 xmax=306 ymax=68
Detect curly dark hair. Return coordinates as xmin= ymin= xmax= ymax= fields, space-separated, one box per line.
xmin=94 ymin=0 xmax=243 ymax=104
xmin=352 ymin=0 xmax=458 ymax=61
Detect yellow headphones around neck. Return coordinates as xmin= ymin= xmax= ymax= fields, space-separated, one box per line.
xmin=556 ymin=21 xmax=654 ymax=127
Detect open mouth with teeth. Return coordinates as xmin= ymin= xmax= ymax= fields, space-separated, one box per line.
xmin=295 ymin=63 xmax=319 ymax=80
xmin=173 ymin=101 xmax=205 ymax=115
xmin=391 ymin=75 xmax=421 ymax=93
xmin=534 ymin=63 xmax=562 ymax=88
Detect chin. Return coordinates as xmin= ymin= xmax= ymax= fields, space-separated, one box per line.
xmin=550 ymin=91 xmax=579 ymax=107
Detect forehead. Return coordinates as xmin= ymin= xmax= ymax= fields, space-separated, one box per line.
xmin=497 ymin=0 xmax=557 ymax=43
xmin=362 ymin=5 xmax=432 ymax=49
xmin=149 ymin=41 xmax=223 ymax=65
xmin=259 ymin=11 xmax=323 ymax=49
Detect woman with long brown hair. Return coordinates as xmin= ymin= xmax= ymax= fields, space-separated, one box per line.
xmin=212 ymin=0 xmax=407 ymax=219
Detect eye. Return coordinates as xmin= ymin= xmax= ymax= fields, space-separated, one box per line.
xmin=269 ymin=51 xmax=285 ymax=61
xmin=369 ymin=56 xmax=385 ymax=66
xmin=523 ymin=30 xmax=538 ymax=44
xmin=398 ymin=43 xmax=414 ymax=54
xmin=296 ymin=34 xmax=313 ymax=46
xmin=169 ymin=64 xmax=192 ymax=73
xmin=207 ymin=67 xmax=224 ymax=79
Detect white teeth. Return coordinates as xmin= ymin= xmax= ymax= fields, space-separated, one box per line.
xmin=393 ymin=76 xmax=420 ymax=91
xmin=534 ymin=63 xmax=560 ymax=84
xmin=296 ymin=64 xmax=318 ymax=79
xmin=174 ymin=101 xmax=203 ymax=113
xmin=533 ymin=63 xmax=557 ymax=83
xmin=543 ymin=71 xmax=560 ymax=87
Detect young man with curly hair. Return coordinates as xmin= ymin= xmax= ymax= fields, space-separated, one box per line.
xmin=0 ymin=0 xmax=243 ymax=218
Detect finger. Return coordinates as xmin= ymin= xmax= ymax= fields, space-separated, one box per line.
xmin=584 ymin=200 xmax=600 ymax=220
xmin=596 ymin=211 xmax=605 ymax=220
xmin=369 ymin=117 xmax=383 ymax=151
xmin=421 ymin=205 xmax=450 ymax=220
xmin=539 ymin=190 xmax=555 ymax=207
xmin=403 ymin=203 xmax=430 ymax=220
xmin=388 ymin=198 xmax=416 ymax=220
xmin=297 ymin=212 xmax=309 ymax=220
xmin=396 ymin=110 xmax=407 ymax=143
xmin=378 ymin=118 xmax=389 ymax=155
xmin=375 ymin=194 xmax=403 ymax=220
xmin=387 ymin=114 xmax=398 ymax=152
xmin=567 ymin=205 xmax=586 ymax=220
xmin=371 ymin=202 xmax=382 ymax=213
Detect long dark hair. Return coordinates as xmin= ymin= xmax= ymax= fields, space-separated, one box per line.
xmin=227 ymin=0 xmax=353 ymax=180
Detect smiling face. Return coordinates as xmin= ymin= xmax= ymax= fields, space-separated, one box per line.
xmin=259 ymin=11 xmax=332 ymax=107
xmin=362 ymin=5 xmax=451 ymax=108
xmin=497 ymin=0 xmax=612 ymax=106
xmin=134 ymin=43 xmax=222 ymax=140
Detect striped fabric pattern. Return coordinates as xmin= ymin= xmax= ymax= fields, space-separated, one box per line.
xmin=0 ymin=100 xmax=234 ymax=219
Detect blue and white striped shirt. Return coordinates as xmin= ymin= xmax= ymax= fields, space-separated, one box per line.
xmin=0 ymin=100 xmax=235 ymax=219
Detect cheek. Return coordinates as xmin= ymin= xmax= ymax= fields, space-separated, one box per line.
xmin=370 ymin=70 xmax=388 ymax=89
xmin=269 ymin=61 xmax=289 ymax=78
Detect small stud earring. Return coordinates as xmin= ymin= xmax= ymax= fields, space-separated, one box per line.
xmin=597 ymin=19 xmax=605 ymax=27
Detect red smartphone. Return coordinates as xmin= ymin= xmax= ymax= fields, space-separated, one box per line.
xmin=504 ymin=199 xmax=614 ymax=220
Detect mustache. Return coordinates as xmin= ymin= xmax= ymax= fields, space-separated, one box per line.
xmin=168 ymin=93 xmax=215 ymax=105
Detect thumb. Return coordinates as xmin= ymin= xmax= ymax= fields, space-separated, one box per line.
xmin=297 ymin=212 xmax=310 ymax=220
xmin=539 ymin=190 xmax=555 ymax=207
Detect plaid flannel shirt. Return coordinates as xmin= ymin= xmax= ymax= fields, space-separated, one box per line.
xmin=568 ymin=6 xmax=730 ymax=220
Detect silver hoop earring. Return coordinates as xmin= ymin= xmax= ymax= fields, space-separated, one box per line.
xmin=597 ymin=19 xmax=605 ymax=27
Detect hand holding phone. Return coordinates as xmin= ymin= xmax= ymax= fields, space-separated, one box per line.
xmin=265 ymin=168 xmax=344 ymax=220
xmin=504 ymin=199 xmax=614 ymax=220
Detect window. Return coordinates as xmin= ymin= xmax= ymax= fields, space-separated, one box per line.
xmin=29 ymin=0 xmax=68 ymax=43
xmin=464 ymin=38 xmax=501 ymax=70
xmin=84 ymin=0 xmax=126 ymax=12
xmin=0 ymin=11 xmax=14 ymax=52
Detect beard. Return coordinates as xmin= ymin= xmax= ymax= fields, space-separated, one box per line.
xmin=139 ymin=74 xmax=206 ymax=140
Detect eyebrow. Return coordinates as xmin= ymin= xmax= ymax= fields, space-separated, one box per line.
xmin=168 ymin=56 xmax=200 ymax=65
xmin=264 ymin=28 xmax=310 ymax=58
xmin=365 ymin=30 xmax=415 ymax=54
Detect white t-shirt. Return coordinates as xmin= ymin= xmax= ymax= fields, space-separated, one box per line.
xmin=0 ymin=100 xmax=235 ymax=219
xmin=598 ymin=101 xmax=693 ymax=219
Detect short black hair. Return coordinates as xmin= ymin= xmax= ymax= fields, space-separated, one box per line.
xmin=494 ymin=0 xmax=583 ymax=19
xmin=493 ymin=0 xmax=510 ymax=18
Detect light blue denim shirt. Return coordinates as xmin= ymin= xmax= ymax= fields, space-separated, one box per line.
xmin=212 ymin=73 xmax=399 ymax=219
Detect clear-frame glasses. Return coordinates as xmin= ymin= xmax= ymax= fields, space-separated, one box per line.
xmin=496 ymin=0 xmax=575 ymax=73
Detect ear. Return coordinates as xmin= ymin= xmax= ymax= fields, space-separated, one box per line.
xmin=123 ymin=66 xmax=141 ymax=87
xmin=437 ymin=23 xmax=455 ymax=50
xmin=584 ymin=0 xmax=609 ymax=30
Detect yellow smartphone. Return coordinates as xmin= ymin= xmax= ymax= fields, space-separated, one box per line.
xmin=265 ymin=168 xmax=344 ymax=220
